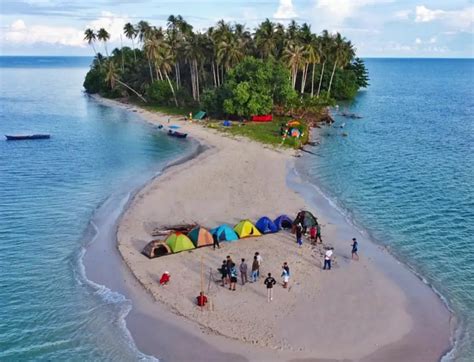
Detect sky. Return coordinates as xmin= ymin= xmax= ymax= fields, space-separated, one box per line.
xmin=0 ymin=0 xmax=473 ymax=57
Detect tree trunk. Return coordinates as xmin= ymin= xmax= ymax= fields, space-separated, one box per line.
xmin=212 ymin=61 xmax=217 ymax=88
xmin=165 ymin=72 xmax=178 ymax=107
xmin=195 ymin=60 xmax=200 ymax=102
xmin=328 ymin=60 xmax=337 ymax=97
xmin=301 ymin=63 xmax=308 ymax=94
xmin=317 ymin=61 xmax=326 ymax=98
xmin=148 ymin=61 xmax=154 ymax=83
xmin=120 ymin=35 xmax=124 ymax=72
xmin=104 ymin=42 xmax=109 ymax=57
xmin=311 ymin=62 xmax=316 ymax=97
xmin=132 ymin=38 xmax=137 ymax=62
xmin=116 ymin=79 xmax=147 ymax=103
xmin=174 ymin=63 xmax=179 ymax=88
xmin=91 ymin=43 xmax=101 ymax=67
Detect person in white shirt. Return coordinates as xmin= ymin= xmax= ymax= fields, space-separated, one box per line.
xmin=323 ymin=248 xmax=334 ymax=270
xmin=255 ymin=252 xmax=262 ymax=277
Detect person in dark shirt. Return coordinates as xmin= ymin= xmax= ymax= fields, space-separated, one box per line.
xmin=219 ymin=260 xmax=228 ymax=286
xmin=351 ymin=238 xmax=359 ymax=260
xmin=264 ymin=273 xmax=277 ymax=302
xmin=251 ymin=256 xmax=259 ymax=282
xmin=239 ymin=258 xmax=248 ymax=285
xmin=229 ymin=263 xmax=238 ymax=291
xmin=296 ymin=223 xmax=303 ymax=247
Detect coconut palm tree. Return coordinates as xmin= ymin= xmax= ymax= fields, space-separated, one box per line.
xmin=306 ymin=35 xmax=321 ymax=97
xmin=317 ymin=30 xmax=330 ymax=98
xmin=123 ymin=23 xmax=137 ymax=61
xmin=97 ymin=28 xmax=110 ymax=57
xmin=217 ymin=34 xmax=244 ymax=72
xmin=183 ymin=33 xmax=204 ymax=101
xmin=255 ymin=19 xmax=276 ymax=59
xmin=104 ymin=59 xmax=147 ymax=102
xmin=160 ymin=46 xmax=179 ymax=106
xmin=283 ymin=42 xmax=306 ymax=90
xmin=84 ymin=28 xmax=100 ymax=65
xmin=327 ymin=33 xmax=354 ymax=97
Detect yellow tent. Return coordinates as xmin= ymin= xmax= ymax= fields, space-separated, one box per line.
xmin=165 ymin=232 xmax=196 ymax=253
xmin=234 ymin=220 xmax=262 ymax=238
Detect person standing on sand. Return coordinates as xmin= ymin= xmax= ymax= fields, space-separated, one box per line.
xmin=251 ymin=256 xmax=259 ymax=282
xmin=264 ymin=273 xmax=277 ymax=302
xmin=351 ymin=238 xmax=359 ymax=260
xmin=255 ymin=252 xmax=262 ymax=277
xmin=226 ymin=256 xmax=233 ymax=285
xmin=323 ymin=248 xmax=333 ymax=270
xmin=229 ymin=263 xmax=237 ymax=291
xmin=316 ymin=223 xmax=323 ymax=243
xmin=310 ymin=225 xmax=317 ymax=244
xmin=281 ymin=264 xmax=290 ymax=288
xmin=296 ymin=223 xmax=303 ymax=247
xmin=219 ymin=260 xmax=228 ymax=286
xmin=213 ymin=234 xmax=220 ymax=250
xmin=239 ymin=258 xmax=248 ymax=285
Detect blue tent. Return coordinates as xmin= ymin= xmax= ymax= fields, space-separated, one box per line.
xmin=210 ymin=224 xmax=239 ymax=242
xmin=274 ymin=215 xmax=293 ymax=230
xmin=255 ymin=216 xmax=278 ymax=234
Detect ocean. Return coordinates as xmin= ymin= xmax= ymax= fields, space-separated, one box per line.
xmin=0 ymin=57 xmax=472 ymax=360
xmin=298 ymin=58 xmax=473 ymax=360
xmin=0 ymin=56 xmax=191 ymax=360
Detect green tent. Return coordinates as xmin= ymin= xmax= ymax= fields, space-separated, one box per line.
xmin=193 ymin=111 xmax=207 ymax=120
xmin=165 ymin=232 xmax=196 ymax=253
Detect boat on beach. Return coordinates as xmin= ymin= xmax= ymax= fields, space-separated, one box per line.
xmin=5 ymin=134 xmax=51 ymax=141
xmin=167 ymin=130 xmax=188 ymax=139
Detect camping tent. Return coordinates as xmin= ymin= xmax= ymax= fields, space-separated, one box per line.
xmin=142 ymin=240 xmax=171 ymax=258
xmin=295 ymin=210 xmax=318 ymax=228
xmin=255 ymin=216 xmax=278 ymax=234
xmin=210 ymin=224 xmax=239 ymax=242
xmin=234 ymin=220 xmax=262 ymax=238
xmin=188 ymin=227 xmax=214 ymax=248
xmin=165 ymin=232 xmax=196 ymax=253
xmin=193 ymin=111 xmax=207 ymax=120
xmin=274 ymin=215 xmax=293 ymax=230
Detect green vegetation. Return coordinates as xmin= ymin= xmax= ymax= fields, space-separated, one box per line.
xmin=83 ymin=16 xmax=368 ymax=146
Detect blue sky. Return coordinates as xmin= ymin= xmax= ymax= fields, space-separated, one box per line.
xmin=1 ymin=0 xmax=473 ymax=57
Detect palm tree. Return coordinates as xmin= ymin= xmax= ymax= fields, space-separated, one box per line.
xmin=183 ymin=33 xmax=204 ymax=101
xmin=84 ymin=28 xmax=100 ymax=65
xmin=217 ymin=35 xmax=244 ymax=72
xmin=104 ymin=59 xmax=147 ymax=102
xmin=160 ymin=47 xmax=179 ymax=106
xmin=317 ymin=30 xmax=330 ymax=98
xmin=306 ymin=35 xmax=320 ymax=97
xmin=327 ymin=33 xmax=354 ymax=97
xmin=283 ymin=42 xmax=306 ymax=90
xmin=123 ymin=23 xmax=137 ymax=61
xmin=97 ymin=28 xmax=110 ymax=57
xmin=255 ymin=19 xmax=276 ymax=59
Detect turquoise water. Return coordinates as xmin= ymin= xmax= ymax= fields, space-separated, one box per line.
xmin=300 ymin=58 xmax=473 ymax=360
xmin=0 ymin=57 xmax=191 ymax=360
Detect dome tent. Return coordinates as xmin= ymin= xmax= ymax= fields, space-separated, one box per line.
xmin=188 ymin=226 xmax=214 ymax=248
xmin=295 ymin=210 xmax=318 ymax=228
xmin=234 ymin=220 xmax=262 ymax=238
xmin=210 ymin=224 xmax=239 ymax=242
xmin=165 ymin=232 xmax=196 ymax=253
xmin=142 ymin=240 xmax=171 ymax=258
xmin=274 ymin=215 xmax=293 ymax=230
xmin=255 ymin=216 xmax=278 ymax=234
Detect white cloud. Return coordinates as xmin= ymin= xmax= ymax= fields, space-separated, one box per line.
xmin=394 ymin=9 xmax=411 ymax=20
xmin=415 ymin=5 xmax=473 ymax=31
xmin=429 ymin=36 xmax=437 ymax=43
xmin=415 ymin=37 xmax=422 ymax=44
xmin=1 ymin=12 xmax=129 ymax=48
xmin=274 ymin=0 xmax=297 ymax=19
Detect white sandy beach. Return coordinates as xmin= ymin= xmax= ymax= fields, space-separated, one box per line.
xmin=92 ymin=96 xmax=452 ymax=361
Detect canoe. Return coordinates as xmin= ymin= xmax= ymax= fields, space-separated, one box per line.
xmin=5 ymin=134 xmax=50 ymax=141
xmin=167 ymin=130 xmax=188 ymax=139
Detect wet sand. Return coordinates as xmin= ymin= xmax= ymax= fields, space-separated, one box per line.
xmin=85 ymin=96 xmax=453 ymax=361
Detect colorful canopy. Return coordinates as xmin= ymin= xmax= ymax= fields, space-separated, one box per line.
xmin=295 ymin=210 xmax=318 ymax=228
xmin=142 ymin=240 xmax=171 ymax=258
xmin=165 ymin=232 xmax=196 ymax=253
xmin=210 ymin=224 xmax=239 ymax=242
xmin=274 ymin=215 xmax=293 ymax=230
xmin=255 ymin=216 xmax=278 ymax=234
xmin=188 ymin=227 xmax=214 ymax=248
xmin=234 ymin=220 xmax=262 ymax=238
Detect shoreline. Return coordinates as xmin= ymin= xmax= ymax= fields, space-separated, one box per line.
xmin=84 ymin=95 xmax=454 ymax=361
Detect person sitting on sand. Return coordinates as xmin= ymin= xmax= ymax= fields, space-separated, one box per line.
xmin=159 ymin=271 xmax=170 ymax=285
xmin=251 ymin=256 xmax=259 ymax=282
xmin=219 ymin=260 xmax=228 ymax=286
xmin=310 ymin=225 xmax=317 ymax=243
xmin=281 ymin=264 xmax=290 ymax=288
xmin=240 ymin=258 xmax=248 ymax=285
xmin=229 ymin=263 xmax=237 ymax=291
xmin=264 ymin=273 xmax=277 ymax=302
xmin=351 ymin=238 xmax=359 ymax=260
xmin=196 ymin=292 xmax=208 ymax=307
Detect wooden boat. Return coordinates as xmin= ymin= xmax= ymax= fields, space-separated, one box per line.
xmin=5 ymin=134 xmax=50 ymax=141
xmin=167 ymin=130 xmax=188 ymax=139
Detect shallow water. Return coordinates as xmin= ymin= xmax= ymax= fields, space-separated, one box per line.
xmin=298 ymin=58 xmax=474 ymax=360
xmin=0 ymin=57 xmax=191 ymax=360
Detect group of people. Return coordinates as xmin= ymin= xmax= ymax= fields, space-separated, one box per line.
xmin=216 ymin=252 xmax=290 ymax=302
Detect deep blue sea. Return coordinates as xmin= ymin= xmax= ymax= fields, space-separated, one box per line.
xmin=300 ymin=58 xmax=473 ymax=360
xmin=0 ymin=56 xmax=191 ymax=360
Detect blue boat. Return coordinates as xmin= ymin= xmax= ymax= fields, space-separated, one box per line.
xmin=5 ymin=134 xmax=50 ymax=141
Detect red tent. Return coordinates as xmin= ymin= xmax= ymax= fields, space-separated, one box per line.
xmin=251 ymin=114 xmax=273 ymax=122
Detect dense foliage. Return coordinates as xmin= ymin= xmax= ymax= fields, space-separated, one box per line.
xmin=83 ymin=16 xmax=369 ymax=116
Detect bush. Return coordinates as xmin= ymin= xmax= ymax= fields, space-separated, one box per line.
xmin=146 ymin=80 xmax=173 ymax=104
xmin=83 ymin=68 xmax=105 ymax=94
